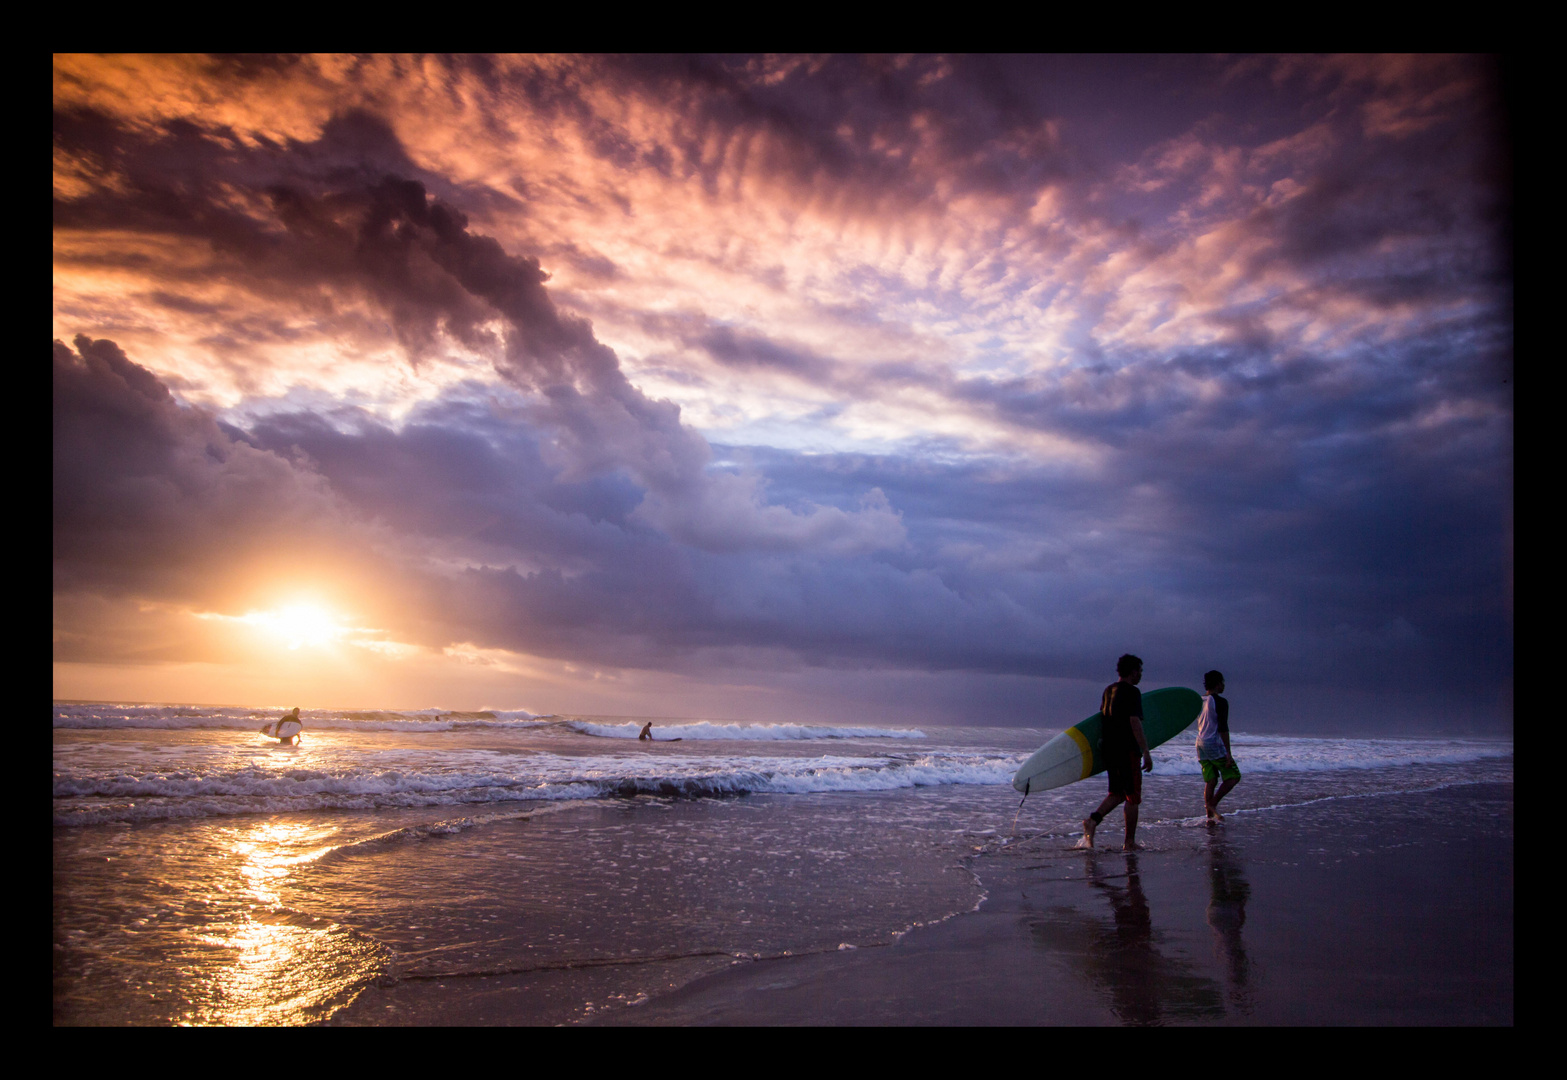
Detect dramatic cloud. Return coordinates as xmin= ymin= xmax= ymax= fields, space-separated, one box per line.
xmin=53 ymin=55 xmax=1511 ymax=729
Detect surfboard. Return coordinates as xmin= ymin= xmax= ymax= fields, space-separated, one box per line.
xmin=1012 ymin=686 xmax=1202 ymax=794
xmin=259 ymin=719 xmax=303 ymax=739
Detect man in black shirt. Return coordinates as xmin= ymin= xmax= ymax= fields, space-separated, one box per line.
xmin=1082 ymin=654 xmax=1155 ymax=851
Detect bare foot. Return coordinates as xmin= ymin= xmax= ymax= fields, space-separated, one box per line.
xmin=1081 ymin=818 xmax=1097 ymax=848
xmin=1122 ymin=840 xmax=1145 ymax=852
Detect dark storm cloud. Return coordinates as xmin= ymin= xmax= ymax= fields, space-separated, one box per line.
xmin=55 ymin=104 xmax=903 ymax=555
xmin=51 ymin=332 xmax=675 ymax=662
xmin=234 ymin=350 xmax=1507 ymax=696
xmin=242 ymin=399 xmax=650 ymax=572
xmin=699 ymin=324 xmax=838 ymax=381
xmin=49 ymin=333 xmax=898 ymax=672
xmin=51 ymin=321 xmax=1510 ymax=719
xmin=44 ymin=335 xmax=1063 ymax=676
xmin=53 ymin=335 xmax=364 ymax=604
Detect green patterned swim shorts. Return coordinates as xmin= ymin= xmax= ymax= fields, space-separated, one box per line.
xmin=1201 ymin=757 xmax=1241 ymax=783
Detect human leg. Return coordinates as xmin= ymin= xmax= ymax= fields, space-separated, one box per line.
xmin=1083 ymin=792 xmax=1125 ymax=846
xmin=1213 ymin=776 xmax=1239 ymax=807
xmin=1201 ymin=758 xmax=1229 ymax=819
xmin=1210 ymin=759 xmax=1240 ymax=814
xmin=1123 ymin=757 xmax=1145 ymax=850
xmin=1124 ymin=798 xmax=1142 ymax=850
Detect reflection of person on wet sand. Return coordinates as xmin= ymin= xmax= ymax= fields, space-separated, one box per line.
xmin=1097 ymin=853 xmax=1153 ymax=949
xmin=1088 ymin=852 xmax=1159 ymax=1025
xmin=639 ymin=722 xmax=653 ymax=741
xmin=1026 ymin=853 xmax=1224 ymax=1025
xmin=1081 ymin=654 xmax=1155 ymax=851
xmin=1084 ymin=851 xmax=1225 ymax=1024
xmin=1205 ymin=836 xmax=1253 ymax=1011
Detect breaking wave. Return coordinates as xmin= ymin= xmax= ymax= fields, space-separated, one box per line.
xmin=562 ymin=720 xmax=927 ymax=741
xmin=52 ymin=749 xmax=1013 ymax=826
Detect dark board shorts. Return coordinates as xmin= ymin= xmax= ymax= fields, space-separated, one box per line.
xmin=1105 ymin=747 xmax=1143 ymax=802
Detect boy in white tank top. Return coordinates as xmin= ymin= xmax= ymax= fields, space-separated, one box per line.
xmin=1195 ymin=670 xmax=1240 ymax=820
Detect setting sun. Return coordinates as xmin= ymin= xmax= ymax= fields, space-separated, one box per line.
xmin=206 ymin=603 xmax=350 ymax=650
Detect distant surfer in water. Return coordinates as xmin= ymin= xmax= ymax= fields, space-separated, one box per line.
xmin=1082 ymin=654 xmax=1154 ymax=851
xmin=639 ymin=722 xmax=653 ymax=741
xmin=1195 ymin=670 xmax=1241 ymax=820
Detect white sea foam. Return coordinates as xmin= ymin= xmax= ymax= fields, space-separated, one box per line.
xmin=1145 ymin=733 xmax=1512 ymax=776
xmin=562 ymin=720 xmax=927 ymax=741
xmin=52 ymin=744 xmax=1018 ymax=826
xmin=52 ymin=703 xmax=545 ymax=732
xmin=52 ymin=705 xmax=923 ymax=741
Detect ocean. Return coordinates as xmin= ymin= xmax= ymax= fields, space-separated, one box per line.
xmin=53 ymin=702 xmax=1514 ymax=1025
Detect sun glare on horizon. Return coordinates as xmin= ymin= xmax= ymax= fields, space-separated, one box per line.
xmin=213 ymin=603 xmax=351 ymax=650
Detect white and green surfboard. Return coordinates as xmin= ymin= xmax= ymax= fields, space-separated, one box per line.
xmin=1012 ymin=686 xmax=1202 ymax=794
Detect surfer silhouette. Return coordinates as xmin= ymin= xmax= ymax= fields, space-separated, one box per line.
xmin=639 ymin=722 xmax=653 ymax=741
xmin=1195 ymin=670 xmax=1241 ymax=820
xmin=1081 ymin=655 xmax=1154 ymax=851
xmin=263 ymin=706 xmax=303 ymax=745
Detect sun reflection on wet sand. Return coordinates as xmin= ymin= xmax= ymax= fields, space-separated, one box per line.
xmin=179 ymin=819 xmax=387 ymax=1026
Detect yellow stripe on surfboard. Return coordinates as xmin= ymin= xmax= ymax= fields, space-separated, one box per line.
xmin=1065 ymin=726 xmax=1094 ymax=780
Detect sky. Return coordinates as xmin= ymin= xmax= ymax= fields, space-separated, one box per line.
xmin=52 ymin=55 xmax=1512 ymax=732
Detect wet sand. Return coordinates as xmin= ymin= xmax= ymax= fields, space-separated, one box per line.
xmin=589 ymin=780 xmax=1512 ymax=1025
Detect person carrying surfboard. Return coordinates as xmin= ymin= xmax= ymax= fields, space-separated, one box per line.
xmin=1195 ymin=670 xmax=1240 ymax=820
xmin=1081 ymin=655 xmax=1154 ymax=851
xmin=268 ymin=707 xmax=303 ymax=745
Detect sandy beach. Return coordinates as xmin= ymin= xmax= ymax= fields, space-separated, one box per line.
xmin=315 ymin=778 xmax=1512 ymax=1027
xmin=590 ymin=781 xmax=1513 ymax=1026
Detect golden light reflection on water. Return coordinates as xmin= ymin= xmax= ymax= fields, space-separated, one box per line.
xmin=182 ymin=819 xmax=386 ymax=1026
xmin=230 ymin=819 xmax=327 ymax=904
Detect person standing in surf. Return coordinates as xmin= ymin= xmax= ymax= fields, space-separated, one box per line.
xmin=273 ymin=706 xmax=302 ymax=745
xmin=1195 ymin=670 xmax=1241 ymax=820
xmin=1082 ymin=654 xmax=1154 ymax=851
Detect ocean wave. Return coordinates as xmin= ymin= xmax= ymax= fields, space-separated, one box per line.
xmin=52 ymin=715 xmax=1511 ymax=828
xmin=52 ymin=705 xmax=924 ymax=741
xmin=1146 ymin=734 xmax=1513 ymax=776
xmin=52 ymin=750 xmax=1015 ymax=826
xmin=52 ymin=703 xmax=545 ymax=732
xmin=562 ymin=720 xmax=927 ymax=741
